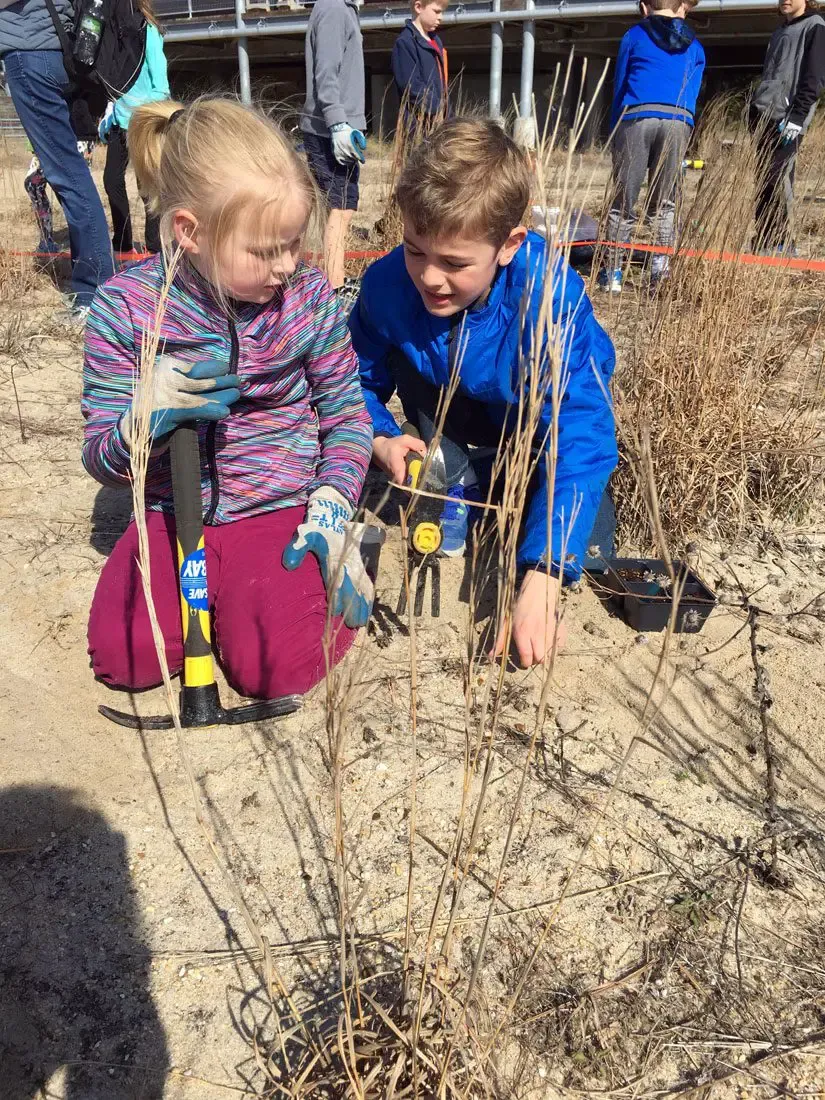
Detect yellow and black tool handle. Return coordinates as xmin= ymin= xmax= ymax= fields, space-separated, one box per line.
xmin=169 ymin=425 xmax=222 ymax=724
xmin=401 ymin=422 xmax=443 ymax=555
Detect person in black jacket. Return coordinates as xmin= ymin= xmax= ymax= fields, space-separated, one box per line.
xmin=391 ymin=0 xmax=448 ymax=132
xmin=750 ymin=0 xmax=825 ymax=252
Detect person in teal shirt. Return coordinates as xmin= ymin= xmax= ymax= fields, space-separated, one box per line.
xmin=98 ymin=1 xmax=169 ymax=254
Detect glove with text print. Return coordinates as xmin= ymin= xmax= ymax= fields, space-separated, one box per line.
xmin=282 ymin=487 xmax=375 ymax=629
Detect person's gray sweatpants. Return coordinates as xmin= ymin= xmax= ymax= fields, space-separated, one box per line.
xmin=606 ymin=117 xmax=691 ymax=272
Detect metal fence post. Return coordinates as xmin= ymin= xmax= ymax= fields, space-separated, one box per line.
xmin=515 ymin=0 xmax=536 ymax=147
xmin=235 ymin=0 xmax=252 ymax=104
xmin=489 ymin=0 xmax=503 ymax=120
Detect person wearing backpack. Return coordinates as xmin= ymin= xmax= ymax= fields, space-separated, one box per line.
xmin=98 ymin=0 xmax=168 ymax=254
xmin=0 ymin=0 xmax=114 ymax=314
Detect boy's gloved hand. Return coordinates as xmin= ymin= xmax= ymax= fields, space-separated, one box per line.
xmin=330 ymin=122 xmax=366 ymax=165
xmin=282 ymin=487 xmax=375 ymax=629
xmin=121 ymin=355 xmax=241 ymax=446
xmin=779 ymin=120 xmax=803 ymax=145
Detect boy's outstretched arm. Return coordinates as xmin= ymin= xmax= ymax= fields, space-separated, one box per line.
xmin=493 ymin=275 xmax=617 ymax=668
xmin=349 ymin=275 xmax=427 ymax=482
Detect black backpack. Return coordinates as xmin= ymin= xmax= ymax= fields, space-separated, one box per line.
xmin=44 ymin=0 xmax=147 ymax=139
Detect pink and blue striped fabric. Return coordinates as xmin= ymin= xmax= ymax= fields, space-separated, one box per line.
xmin=82 ymin=255 xmax=372 ymax=520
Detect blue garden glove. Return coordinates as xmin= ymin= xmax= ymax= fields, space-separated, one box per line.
xmin=98 ymin=102 xmax=115 ymax=144
xmin=282 ymin=487 xmax=375 ymax=629
xmin=330 ymin=122 xmax=366 ymax=166
xmin=121 ymin=355 xmax=241 ymax=447
xmin=779 ymin=120 xmax=803 ymax=146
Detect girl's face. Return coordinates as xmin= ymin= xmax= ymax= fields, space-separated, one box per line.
xmin=175 ymin=191 xmax=310 ymax=305
xmin=779 ymin=0 xmax=807 ymax=17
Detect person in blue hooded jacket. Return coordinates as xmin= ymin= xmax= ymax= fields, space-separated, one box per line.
xmin=350 ymin=119 xmax=618 ymax=667
xmin=600 ymin=0 xmax=705 ymax=292
xmin=391 ymin=0 xmax=449 ymax=128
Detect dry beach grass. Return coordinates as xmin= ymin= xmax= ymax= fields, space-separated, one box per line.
xmin=0 ymin=78 xmax=825 ymax=1098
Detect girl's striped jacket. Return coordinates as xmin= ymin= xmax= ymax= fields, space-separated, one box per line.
xmin=82 ymin=255 xmax=372 ymax=523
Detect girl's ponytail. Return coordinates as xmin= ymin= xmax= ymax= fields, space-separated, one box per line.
xmin=128 ymin=100 xmax=185 ymax=211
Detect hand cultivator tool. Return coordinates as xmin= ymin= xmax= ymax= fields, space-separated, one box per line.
xmin=396 ymin=423 xmax=447 ymax=619
xmin=100 ymin=425 xmax=302 ymax=730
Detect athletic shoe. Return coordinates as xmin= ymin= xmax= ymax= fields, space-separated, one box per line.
xmin=336 ymin=276 xmax=361 ymax=318
xmin=597 ymin=267 xmax=623 ymax=293
xmin=439 ymin=482 xmax=484 ymax=557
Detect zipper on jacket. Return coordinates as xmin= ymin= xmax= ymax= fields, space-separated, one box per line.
xmin=203 ymin=318 xmax=239 ymax=526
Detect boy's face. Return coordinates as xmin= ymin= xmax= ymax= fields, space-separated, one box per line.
xmin=414 ymin=0 xmax=445 ymax=34
xmin=402 ymin=221 xmax=527 ymax=317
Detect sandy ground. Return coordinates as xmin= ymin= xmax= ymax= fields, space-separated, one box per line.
xmin=1 ymin=139 xmax=825 ymax=1098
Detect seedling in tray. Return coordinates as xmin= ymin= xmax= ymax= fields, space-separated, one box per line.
xmin=599 ymin=557 xmax=717 ymax=634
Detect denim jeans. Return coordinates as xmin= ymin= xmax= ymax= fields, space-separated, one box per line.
xmin=4 ymin=50 xmax=114 ymax=307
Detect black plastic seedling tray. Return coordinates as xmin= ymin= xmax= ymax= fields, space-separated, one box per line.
xmin=601 ymin=558 xmax=718 ymax=633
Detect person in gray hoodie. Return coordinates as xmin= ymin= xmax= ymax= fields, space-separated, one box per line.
xmin=750 ymin=0 xmax=825 ymax=251
xmin=301 ymin=0 xmax=366 ymax=294
xmin=0 ymin=0 xmax=114 ymax=313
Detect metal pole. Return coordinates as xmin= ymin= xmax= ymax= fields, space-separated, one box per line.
xmin=235 ymin=0 xmax=252 ymax=104
xmin=163 ymin=0 xmax=778 ymax=44
xmin=489 ymin=0 xmax=503 ymax=120
xmin=516 ymin=0 xmax=536 ymax=147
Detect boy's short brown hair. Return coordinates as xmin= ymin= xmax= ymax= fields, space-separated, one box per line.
xmin=395 ymin=118 xmax=531 ymax=247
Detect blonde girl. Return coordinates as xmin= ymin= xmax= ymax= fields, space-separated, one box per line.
xmin=82 ymin=98 xmax=373 ymax=699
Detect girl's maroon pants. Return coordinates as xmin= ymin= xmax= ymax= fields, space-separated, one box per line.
xmin=88 ymin=508 xmax=356 ymax=699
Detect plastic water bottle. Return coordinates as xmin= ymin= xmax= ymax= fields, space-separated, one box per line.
xmin=74 ymin=0 xmax=105 ymax=67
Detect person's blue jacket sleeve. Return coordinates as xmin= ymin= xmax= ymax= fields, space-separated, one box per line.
xmin=687 ymin=39 xmax=705 ymax=116
xmin=610 ymin=30 xmax=631 ymax=130
xmin=518 ymin=267 xmax=618 ymax=581
xmin=392 ymin=31 xmax=435 ymax=112
xmin=349 ymin=276 xmax=404 ymax=438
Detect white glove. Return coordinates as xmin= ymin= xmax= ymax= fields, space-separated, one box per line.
xmin=282 ymin=487 xmax=376 ymax=629
xmin=779 ymin=120 xmax=803 ymax=145
xmin=330 ymin=123 xmax=366 ymax=165
xmin=121 ymin=355 xmax=240 ymax=447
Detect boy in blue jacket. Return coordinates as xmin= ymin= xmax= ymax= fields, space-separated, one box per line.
xmin=391 ymin=0 xmax=449 ymax=127
xmin=350 ymin=119 xmax=618 ymax=667
xmin=601 ymin=0 xmax=705 ymax=292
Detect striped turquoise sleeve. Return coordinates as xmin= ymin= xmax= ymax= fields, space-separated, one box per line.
xmin=305 ymin=280 xmax=373 ymax=507
xmin=81 ymin=286 xmax=138 ymax=488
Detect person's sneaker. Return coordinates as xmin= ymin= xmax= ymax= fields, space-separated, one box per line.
xmin=336 ymin=276 xmax=361 ymax=317
xmin=649 ymin=255 xmax=669 ymax=294
xmin=36 ymin=239 xmax=61 ymax=255
xmin=439 ymin=484 xmax=470 ymax=557
xmin=597 ymin=267 xmax=623 ymax=293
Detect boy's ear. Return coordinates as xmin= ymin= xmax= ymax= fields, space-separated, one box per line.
xmin=172 ymin=210 xmax=200 ymax=254
xmin=497 ymin=226 xmax=528 ymax=267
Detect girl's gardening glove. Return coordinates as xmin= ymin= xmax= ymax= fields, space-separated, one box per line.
xmin=282 ymin=487 xmax=375 ymax=629
xmin=121 ymin=355 xmax=241 ymax=447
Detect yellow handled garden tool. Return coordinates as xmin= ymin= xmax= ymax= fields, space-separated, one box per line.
xmin=100 ymin=425 xmax=302 ymax=730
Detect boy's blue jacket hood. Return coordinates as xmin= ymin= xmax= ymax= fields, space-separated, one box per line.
xmin=611 ymin=18 xmax=705 ymax=130
xmin=640 ymin=14 xmax=696 ymax=53
xmin=349 ymin=232 xmax=618 ymax=580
